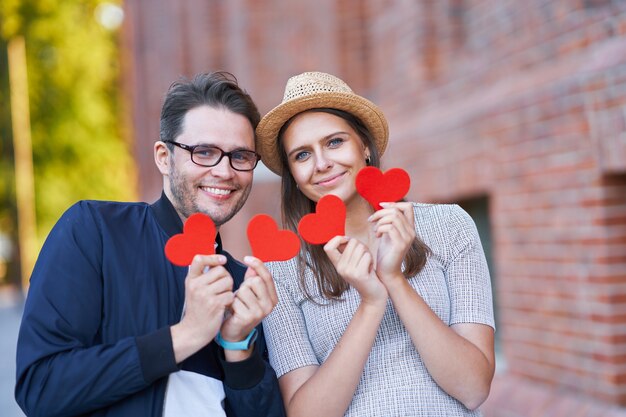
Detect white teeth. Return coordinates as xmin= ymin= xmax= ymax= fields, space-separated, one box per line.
xmin=203 ymin=187 xmax=232 ymax=196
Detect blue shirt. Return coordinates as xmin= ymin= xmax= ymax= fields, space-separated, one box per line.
xmin=15 ymin=193 xmax=285 ymax=417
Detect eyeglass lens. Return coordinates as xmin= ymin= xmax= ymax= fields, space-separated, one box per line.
xmin=192 ymin=146 xmax=258 ymax=170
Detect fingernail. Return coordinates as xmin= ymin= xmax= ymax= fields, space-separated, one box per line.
xmin=379 ymin=202 xmax=391 ymax=207
xmin=244 ymin=256 xmax=256 ymax=263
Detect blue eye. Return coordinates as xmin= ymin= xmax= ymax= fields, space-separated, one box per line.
xmin=328 ymin=137 xmax=344 ymax=147
xmin=294 ymin=151 xmax=310 ymax=161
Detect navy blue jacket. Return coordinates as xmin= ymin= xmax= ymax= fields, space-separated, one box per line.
xmin=15 ymin=193 xmax=285 ymax=417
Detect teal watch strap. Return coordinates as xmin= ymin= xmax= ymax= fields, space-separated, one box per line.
xmin=216 ymin=328 xmax=258 ymax=350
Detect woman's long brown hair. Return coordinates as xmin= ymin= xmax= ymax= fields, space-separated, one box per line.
xmin=277 ymin=108 xmax=431 ymax=301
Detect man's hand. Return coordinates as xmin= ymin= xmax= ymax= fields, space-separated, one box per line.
xmin=171 ymin=254 xmax=234 ymax=363
xmin=220 ymin=256 xmax=278 ymax=361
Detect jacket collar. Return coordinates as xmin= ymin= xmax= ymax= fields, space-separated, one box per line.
xmin=150 ymin=191 xmax=224 ymax=253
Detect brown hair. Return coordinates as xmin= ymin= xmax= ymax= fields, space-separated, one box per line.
xmin=277 ymin=108 xmax=431 ymax=300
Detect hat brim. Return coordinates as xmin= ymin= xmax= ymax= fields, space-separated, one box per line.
xmin=256 ymin=92 xmax=389 ymax=175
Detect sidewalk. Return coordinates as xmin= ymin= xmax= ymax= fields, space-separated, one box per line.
xmin=0 ymin=286 xmax=26 ymax=417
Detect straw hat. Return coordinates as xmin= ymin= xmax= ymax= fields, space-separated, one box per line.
xmin=256 ymin=71 xmax=389 ymax=175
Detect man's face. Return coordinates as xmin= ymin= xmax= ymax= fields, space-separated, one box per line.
xmin=159 ymin=105 xmax=255 ymax=227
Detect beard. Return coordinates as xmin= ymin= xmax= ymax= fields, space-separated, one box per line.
xmin=168 ymin=158 xmax=251 ymax=227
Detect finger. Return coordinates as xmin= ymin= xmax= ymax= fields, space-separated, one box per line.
xmin=242 ymin=274 xmax=276 ymax=309
xmin=217 ymin=291 xmax=235 ymax=307
xmin=370 ymin=202 xmax=413 ymax=222
xmin=382 ymin=202 xmax=415 ymax=229
xmin=373 ymin=207 xmax=413 ymax=235
xmin=356 ymin=251 xmax=373 ymax=274
xmin=374 ymin=215 xmax=410 ymax=238
xmin=232 ymin=283 xmax=257 ymax=311
xmin=237 ymin=278 xmax=273 ymax=313
xmin=242 ymin=256 xmax=279 ymax=305
xmin=367 ymin=205 xmax=399 ymax=223
xmin=379 ymin=201 xmax=412 ymax=211
xmin=324 ymin=235 xmax=349 ymax=252
xmin=186 ymin=265 xmax=230 ymax=293
xmin=228 ymin=297 xmax=263 ymax=332
xmin=374 ymin=223 xmax=402 ymax=241
xmin=324 ymin=235 xmax=349 ymax=265
xmin=202 ymin=265 xmax=234 ymax=286
xmin=207 ymin=275 xmax=235 ymax=295
xmin=344 ymin=239 xmax=366 ymax=266
xmin=188 ymin=254 xmax=227 ymax=277
xmin=230 ymin=288 xmax=264 ymax=324
xmin=243 ymin=256 xmax=271 ymax=283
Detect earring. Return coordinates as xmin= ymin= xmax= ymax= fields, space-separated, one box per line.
xmin=365 ymin=156 xmax=371 ymax=165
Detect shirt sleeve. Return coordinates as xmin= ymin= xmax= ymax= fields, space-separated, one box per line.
xmin=262 ymin=260 xmax=319 ymax=379
xmin=443 ymin=205 xmax=495 ymax=329
xmin=15 ymin=203 xmax=178 ymax=417
xmin=221 ymin=336 xmax=286 ymax=417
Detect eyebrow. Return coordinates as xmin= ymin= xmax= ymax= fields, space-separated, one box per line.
xmin=286 ymin=131 xmax=349 ymax=158
xmin=197 ymin=142 xmax=255 ymax=152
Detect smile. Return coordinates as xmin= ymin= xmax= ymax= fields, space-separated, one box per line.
xmin=315 ymin=172 xmax=346 ymax=187
xmin=200 ymin=186 xmax=233 ymax=197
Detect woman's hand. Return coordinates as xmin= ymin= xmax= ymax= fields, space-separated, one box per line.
xmin=324 ymin=235 xmax=387 ymax=305
xmin=369 ymin=202 xmax=416 ymax=282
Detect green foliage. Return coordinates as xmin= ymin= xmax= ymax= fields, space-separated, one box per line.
xmin=0 ymin=0 xmax=136 ymax=283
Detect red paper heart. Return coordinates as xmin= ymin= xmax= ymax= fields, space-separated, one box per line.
xmin=355 ymin=167 xmax=410 ymax=210
xmin=298 ymin=194 xmax=346 ymax=245
xmin=247 ymin=214 xmax=301 ymax=262
xmin=164 ymin=213 xmax=216 ymax=266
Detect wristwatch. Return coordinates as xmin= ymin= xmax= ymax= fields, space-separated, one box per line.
xmin=215 ymin=328 xmax=258 ymax=350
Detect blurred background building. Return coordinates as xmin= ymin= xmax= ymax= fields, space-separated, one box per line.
xmin=2 ymin=1 xmax=626 ymax=416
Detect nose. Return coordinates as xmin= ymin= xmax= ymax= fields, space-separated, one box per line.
xmin=210 ymin=154 xmax=235 ymax=179
xmin=314 ymin=152 xmax=332 ymax=172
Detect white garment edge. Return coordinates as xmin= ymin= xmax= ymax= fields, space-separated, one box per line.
xmin=163 ymin=255 xmax=227 ymax=417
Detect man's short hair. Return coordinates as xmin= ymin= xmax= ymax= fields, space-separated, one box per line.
xmin=159 ymin=71 xmax=260 ymax=145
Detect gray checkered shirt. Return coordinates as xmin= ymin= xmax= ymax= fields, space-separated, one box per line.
xmin=263 ymin=203 xmax=495 ymax=416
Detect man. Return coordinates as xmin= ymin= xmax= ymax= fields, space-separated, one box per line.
xmin=15 ymin=72 xmax=285 ymax=416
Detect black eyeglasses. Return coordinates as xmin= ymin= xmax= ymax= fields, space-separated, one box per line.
xmin=165 ymin=140 xmax=261 ymax=172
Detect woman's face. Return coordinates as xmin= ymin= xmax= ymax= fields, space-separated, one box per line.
xmin=281 ymin=110 xmax=369 ymax=204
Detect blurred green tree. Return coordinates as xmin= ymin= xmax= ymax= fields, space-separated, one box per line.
xmin=0 ymin=0 xmax=136 ymax=287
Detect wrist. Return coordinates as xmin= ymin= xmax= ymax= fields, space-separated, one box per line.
xmin=216 ymin=328 xmax=258 ymax=350
xmin=359 ymin=294 xmax=388 ymax=310
xmin=223 ymin=345 xmax=254 ymax=362
xmin=379 ymin=272 xmax=407 ymax=291
xmin=217 ymin=328 xmax=258 ymax=363
xmin=171 ymin=323 xmax=207 ymax=364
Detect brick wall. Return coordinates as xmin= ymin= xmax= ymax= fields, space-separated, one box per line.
xmin=123 ymin=0 xmax=626 ymax=415
xmin=368 ymin=0 xmax=626 ymax=414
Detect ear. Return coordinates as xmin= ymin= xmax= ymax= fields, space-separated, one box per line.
xmin=154 ymin=141 xmax=170 ymax=175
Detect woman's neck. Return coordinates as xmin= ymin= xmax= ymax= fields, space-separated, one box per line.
xmin=344 ymin=196 xmax=375 ymax=245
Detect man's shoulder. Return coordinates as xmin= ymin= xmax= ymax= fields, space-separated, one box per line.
xmin=58 ymin=200 xmax=152 ymax=234
xmin=67 ymin=200 xmax=149 ymax=219
xmin=74 ymin=199 xmax=147 ymax=210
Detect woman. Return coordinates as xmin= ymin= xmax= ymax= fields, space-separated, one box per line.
xmin=256 ymin=71 xmax=495 ymax=416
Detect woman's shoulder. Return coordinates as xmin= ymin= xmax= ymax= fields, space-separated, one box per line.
xmin=266 ymin=257 xmax=300 ymax=284
xmin=409 ymin=202 xmax=479 ymax=254
xmin=410 ymin=202 xmax=472 ymax=229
